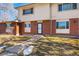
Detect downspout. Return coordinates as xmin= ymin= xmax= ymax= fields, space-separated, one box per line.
xmin=49 ymin=3 xmax=52 ymax=35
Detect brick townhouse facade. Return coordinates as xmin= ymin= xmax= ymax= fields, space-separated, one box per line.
xmin=0 ymin=3 xmax=79 ymax=36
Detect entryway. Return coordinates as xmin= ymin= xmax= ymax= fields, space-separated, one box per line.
xmin=15 ymin=22 xmax=24 ymax=36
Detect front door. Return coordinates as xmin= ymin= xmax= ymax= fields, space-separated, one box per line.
xmin=37 ymin=23 xmax=42 ymax=34
xmin=18 ymin=22 xmax=24 ymax=35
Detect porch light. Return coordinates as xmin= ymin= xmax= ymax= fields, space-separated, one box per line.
xmin=15 ymin=19 xmax=19 ymax=22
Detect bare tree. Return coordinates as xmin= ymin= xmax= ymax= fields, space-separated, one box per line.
xmin=0 ymin=3 xmax=18 ymax=34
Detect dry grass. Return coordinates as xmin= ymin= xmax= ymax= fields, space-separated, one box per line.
xmin=43 ymin=37 xmax=79 ymax=46
xmin=0 ymin=34 xmax=31 ymax=46
xmin=0 ymin=35 xmax=79 ymax=56
xmin=30 ymin=37 xmax=79 ymax=56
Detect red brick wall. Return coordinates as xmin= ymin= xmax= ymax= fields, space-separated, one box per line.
xmin=31 ymin=21 xmax=38 ymax=34
xmin=42 ymin=20 xmax=56 ymax=35
xmin=43 ymin=20 xmax=51 ymax=34
xmin=0 ymin=22 xmax=18 ymax=35
xmin=70 ymin=18 xmax=79 ymax=35
xmin=0 ymin=23 xmax=6 ymax=34
xmin=52 ymin=20 xmax=56 ymax=34
xmin=12 ymin=22 xmax=16 ymax=35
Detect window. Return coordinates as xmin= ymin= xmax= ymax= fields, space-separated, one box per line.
xmin=58 ymin=3 xmax=77 ymax=11
xmin=6 ymin=23 xmax=13 ymax=27
xmin=58 ymin=4 xmax=62 ymax=11
xmin=25 ymin=24 xmax=31 ymax=28
xmin=23 ymin=8 xmax=33 ymax=15
xmin=56 ymin=21 xmax=69 ymax=29
xmin=25 ymin=23 xmax=31 ymax=32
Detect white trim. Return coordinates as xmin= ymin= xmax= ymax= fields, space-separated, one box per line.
xmin=56 ymin=29 xmax=69 ymax=33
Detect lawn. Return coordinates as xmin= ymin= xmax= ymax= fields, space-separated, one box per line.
xmin=0 ymin=35 xmax=79 ymax=56
xmin=30 ymin=37 xmax=79 ymax=56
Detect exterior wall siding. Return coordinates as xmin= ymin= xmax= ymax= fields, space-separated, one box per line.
xmin=0 ymin=22 xmax=16 ymax=35
xmin=12 ymin=22 xmax=16 ymax=35
xmin=51 ymin=3 xmax=79 ymax=20
xmin=42 ymin=20 xmax=51 ymax=34
xmin=17 ymin=3 xmax=50 ymax=21
xmin=1 ymin=19 xmax=79 ymax=35
xmin=31 ymin=21 xmax=38 ymax=34
xmin=14 ymin=3 xmax=79 ymax=35
xmin=0 ymin=23 xmax=6 ymax=34
xmin=17 ymin=3 xmax=79 ymax=21
xmin=70 ymin=18 xmax=79 ymax=35
xmin=24 ymin=20 xmax=56 ymax=35
xmin=52 ymin=20 xmax=56 ymax=34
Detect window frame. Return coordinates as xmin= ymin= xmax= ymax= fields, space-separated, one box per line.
xmin=58 ymin=3 xmax=77 ymax=11
xmin=23 ymin=8 xmax=33 ymax=15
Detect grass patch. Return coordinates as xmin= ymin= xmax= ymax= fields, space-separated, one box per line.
xmin=0 ymin=34 xmax=31 ymax=40
xmin=0 ymin=34 xmax=31 ymax=45
xmin=42 ymin=37 xmax=79 ymax=46
xmin=14 ymin=36 xmax=31 ymax=41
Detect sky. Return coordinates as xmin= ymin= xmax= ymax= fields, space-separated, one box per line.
xmin=14 ymin=3 xmax=29 ymax=7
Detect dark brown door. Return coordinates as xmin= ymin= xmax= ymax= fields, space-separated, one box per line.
xmin=18 ymin=22 xmax=25 ymax=35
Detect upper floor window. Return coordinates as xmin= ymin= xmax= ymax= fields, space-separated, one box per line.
xmin=58 ymin=3 xmax=77 ymax=11
xmin=23 ymin=8 xmax=33 ymax=15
